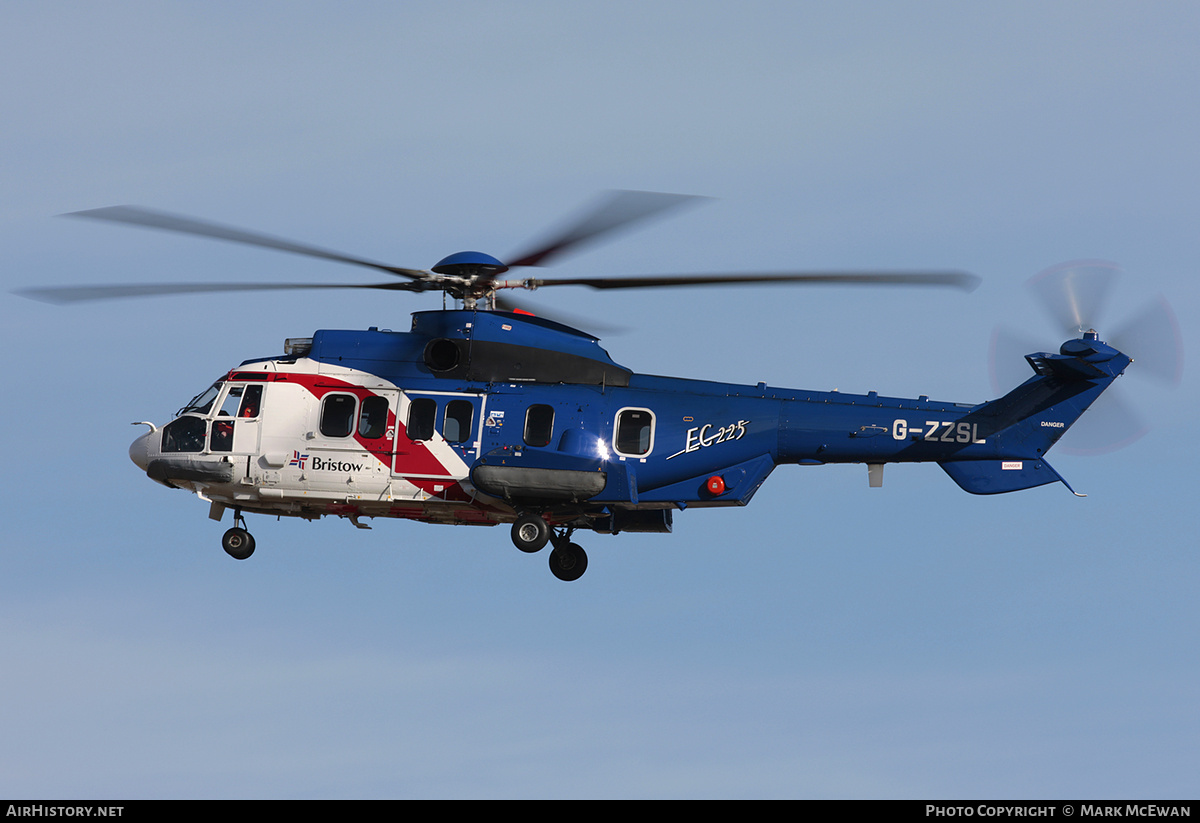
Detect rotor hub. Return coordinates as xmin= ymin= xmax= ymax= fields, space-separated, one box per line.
xmin=431 ymin=251 xmax=509 ymax=278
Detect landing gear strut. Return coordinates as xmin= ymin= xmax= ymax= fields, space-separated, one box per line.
xmin=510 ymin=514 xmax=590 ymax=580
xmin=222 ymin=510 xmax=255 ymax=560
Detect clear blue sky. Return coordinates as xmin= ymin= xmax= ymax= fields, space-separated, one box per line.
xmin=2 ymin=1 xmax=1196 ymax=799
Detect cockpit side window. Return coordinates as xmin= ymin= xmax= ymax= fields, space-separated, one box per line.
xmin=217 ymin=385 xmax=244 ymax=418
xmin=177 ymin=381 xmax=222 ymax=417
xmin=162 ymin=416 xmax=207 ymax=453
xmin=210 ymin=420 xmax=234 ymax=452
xmin=238 ymin=384 xmax=263 ymax=418
xmin=320 ymin=394 xmax=357 ymax=438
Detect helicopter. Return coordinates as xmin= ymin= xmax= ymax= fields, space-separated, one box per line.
xmin=20 ymin=191 xmax=1140 ymax=581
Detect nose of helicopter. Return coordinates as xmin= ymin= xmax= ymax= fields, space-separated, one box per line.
xmin=129 ymin=429 xmax=151 ymax=471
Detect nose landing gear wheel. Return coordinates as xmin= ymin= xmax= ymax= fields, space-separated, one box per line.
xmin=548 ymin=542 xmax=588 ymax=582
xmin=511 ymin=513 xmax=550 ymax=553
xmin=222 ymin=527 xmax=255 ymax=560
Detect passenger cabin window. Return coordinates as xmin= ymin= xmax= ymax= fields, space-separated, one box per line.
xmin=614 ymin=408 xmax=654 ymax=456
xmin=524 ymin=404 xmax=555 ymax=447
xmin=320 ymin=394 xmax=357 ymax=438
xmin=407 ymin=398 xmax=436 ymax=441
xmin=443 ymin=399 xmax=474 ymax=444
xmin=358 ymin=396 xmax=389 ymax=439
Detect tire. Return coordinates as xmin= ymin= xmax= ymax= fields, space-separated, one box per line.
xmin=549 ymin=543 xmax=588 ymax=582
xmin=511 ymin=513 xmax=550 ymax=553
xmin=222 ymin=527 xmax=255 ymax=560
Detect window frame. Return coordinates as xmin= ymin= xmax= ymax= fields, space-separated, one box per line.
xmin=237 ymin=384 xmax=264 ymax=419
xmin=162 ymin=415 xmax=208 ymax=453
xmin=523 ymin=404 xmax=555 ymax=448
xmin=406 ymin=397 xmax=437 ymax=442
xmin=357 ymin=395 xmax=390 ymax=440
xmin=443 ymin=399 xmax=475 ymax=445
xmin=320 ymin=393 xmax=358 ymax=438
xmin=612 ymin=407 xmax=655 ymax=457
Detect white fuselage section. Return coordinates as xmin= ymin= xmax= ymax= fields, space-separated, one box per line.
xmin=130 ymin=356 xmax=509 ymax=527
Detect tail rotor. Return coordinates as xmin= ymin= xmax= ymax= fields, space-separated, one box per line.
xmin=989 ymin=261 xmax=1183 ymax=455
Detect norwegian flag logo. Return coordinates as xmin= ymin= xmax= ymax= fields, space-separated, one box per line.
xmin=289 ymin=450 xmax=309 ymax=469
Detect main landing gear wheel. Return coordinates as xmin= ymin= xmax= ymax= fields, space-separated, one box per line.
xmin=548 ymin=542 xmax=588 ymax=582
xmin=511 ymin=513 xmax=550 ymax=553
xmin=222 ymin=527 xmax=255 ymax=560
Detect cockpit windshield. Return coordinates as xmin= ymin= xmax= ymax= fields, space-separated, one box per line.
xmin=177 ymin=379 xmax=223 ymax=417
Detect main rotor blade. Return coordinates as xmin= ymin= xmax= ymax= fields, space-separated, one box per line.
xmin=510 ymin=270 xmax=980 ymax=291
xmin=16 ymin=281 xmax=424 ymax=304
xmin=505 ymin=190 xmax=705 ymax=268
xmin=63 ymin=206 xmax=429 ymax=281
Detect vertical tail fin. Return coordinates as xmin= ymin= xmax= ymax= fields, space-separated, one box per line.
xmin=939 ymin=332 xmax=1131 ymax=494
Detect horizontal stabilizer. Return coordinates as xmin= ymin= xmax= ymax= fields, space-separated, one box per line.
xmin=1026 ymin=352 xmax=1109 ymax=381
xmin=940 ymin=458 xmax=1072 ymax=495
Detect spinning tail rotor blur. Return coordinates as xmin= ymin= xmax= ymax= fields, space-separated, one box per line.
xmin=989 ymin=261 xmax=1183 ymax=455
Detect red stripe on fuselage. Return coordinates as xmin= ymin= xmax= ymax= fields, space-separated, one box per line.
xmin=278 ymin=372 xmax=458 ymax=483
